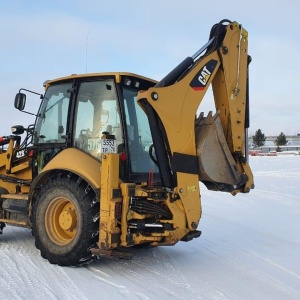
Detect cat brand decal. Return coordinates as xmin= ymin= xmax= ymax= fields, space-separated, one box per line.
xmin=190 ymin=59 xmax=218 ymax=91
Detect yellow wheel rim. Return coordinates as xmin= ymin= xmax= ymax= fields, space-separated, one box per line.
xmin=45 ymin=197 xmax=78 ymax=246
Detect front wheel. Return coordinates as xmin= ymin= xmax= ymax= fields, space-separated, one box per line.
xmin=32 ymin=173 xmax=99 ymax=266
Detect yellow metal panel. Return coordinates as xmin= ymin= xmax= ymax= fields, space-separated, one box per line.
xmin=213 ymin=23 xmax=249 ymax=153
xmin=176 ymin=172 xmax=201 ymax=230
xmin=0 ymin=139 xmax=32 ymax=194
xmin=41 ymin=148 xmax=101 ymax=188
xmin=120 ymin=183 xmax=134 ymax=246
xmin=99 ymin=153 xmax=121 ymax=249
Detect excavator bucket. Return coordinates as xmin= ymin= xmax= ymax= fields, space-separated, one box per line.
xmin=195 ymin=111 xmax=247 ymax=192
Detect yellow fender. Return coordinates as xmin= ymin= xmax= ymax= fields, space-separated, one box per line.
xmin=30 ymin=148 xmax=101 ymax=198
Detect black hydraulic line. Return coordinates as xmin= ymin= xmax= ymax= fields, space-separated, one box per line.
xmin=244 ymin=55 xmax=252 ymax=163
xmin=155 ymin=38 xmax=215 ymax=88
xmin=245 ymin=55 xmax=252 ymax=129
xmin=0 ymin=174 xmax=31 ymax=185
xmin=206 ymin=19 xmax=231 ymax=55
xmin=191 ymin=37 xmax=215 ymax=60
xmin=155 ymin=57 xmax=194 ymax=88
xmin=130 ymin=197 xmax=172 ymax=218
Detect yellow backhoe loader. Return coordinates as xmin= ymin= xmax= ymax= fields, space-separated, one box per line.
xmin=0 ymin=19 xmax=254 ymax=266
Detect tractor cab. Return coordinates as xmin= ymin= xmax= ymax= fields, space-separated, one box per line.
xmin=15 ymin=73 xmax=160 ymax=184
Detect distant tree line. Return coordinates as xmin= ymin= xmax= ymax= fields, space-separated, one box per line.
xmin=251 ymin=129 xmax=288 ymax=148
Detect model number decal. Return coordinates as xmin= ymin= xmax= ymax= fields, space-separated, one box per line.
xmin=14 ymin=149 xmax=27 ymax=159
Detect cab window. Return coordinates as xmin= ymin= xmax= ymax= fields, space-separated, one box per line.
xmin=73 ymin=80 xmax=123 ymax=159
xmin=34 ymin=83 xmax=71 ymax=144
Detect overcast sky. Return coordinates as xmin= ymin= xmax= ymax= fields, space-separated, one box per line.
xmin=1 ymin=0 xmax=299 ymax=136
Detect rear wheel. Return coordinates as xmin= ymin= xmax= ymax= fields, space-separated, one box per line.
xmin=32 ymin=173 xmax=99 ymax=266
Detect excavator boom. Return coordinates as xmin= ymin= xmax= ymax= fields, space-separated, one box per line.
xmin=138 ymin=20 xmax=254 ymax=194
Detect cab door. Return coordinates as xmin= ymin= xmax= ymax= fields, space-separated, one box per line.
xmin=33 ymin=82 xmax=72 ymax=174
xmin=72 ymin=79 xmax=124 ymax=160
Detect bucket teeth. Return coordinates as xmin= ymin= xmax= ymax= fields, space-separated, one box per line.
xmin=196 ymin=111 xmax=217 ymax=126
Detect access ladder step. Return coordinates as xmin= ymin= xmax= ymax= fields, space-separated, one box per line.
xmin=180 ymin=230 xmax=202 ymax=242
xmin=1 ymin=193 xmax=29 ymax=200
xmin=90 ymin=248 xmax=133 ymax=260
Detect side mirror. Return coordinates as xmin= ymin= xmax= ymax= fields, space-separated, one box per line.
xmin=11 ymin=125 xmax=25 ymax=135
xmin=14 ymin=93 xmax=26 ymax=111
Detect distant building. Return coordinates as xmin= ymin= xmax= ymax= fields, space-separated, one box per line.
xmin=249 ymin=135 xmax=300 ymax=153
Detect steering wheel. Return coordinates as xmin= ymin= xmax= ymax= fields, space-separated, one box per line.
xmin=80 ymin=129 xmax=92 ymax=138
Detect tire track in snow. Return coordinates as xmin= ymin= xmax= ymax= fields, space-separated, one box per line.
xmin=87 ymin=247 xmax=204 ymax=300
xmin=0 ymin=227 xmax=88 ymax=300
xmin=200 ymin=234 xmax=300 ymax=299
xmin=86 ymin=266 xmax=130 ymax=297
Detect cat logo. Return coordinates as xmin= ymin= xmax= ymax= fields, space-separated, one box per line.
xmin=190 ymin=59 xmax=218 ymax=91
xmin=198 ymin=66 xmax=211 ymax=85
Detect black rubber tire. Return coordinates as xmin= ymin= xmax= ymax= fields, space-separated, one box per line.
xmin=32 ymin=173 xmax=99 ymax=266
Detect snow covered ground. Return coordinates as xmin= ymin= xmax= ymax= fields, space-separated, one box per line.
xmin=1 ymin=156 xmax=300 ymax=300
